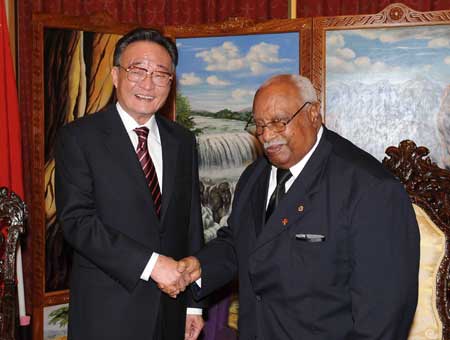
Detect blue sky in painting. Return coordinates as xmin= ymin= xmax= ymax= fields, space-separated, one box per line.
xmin=176 ymin=33 xmax=299 ymax=112
xmin=326 ymin=26 xmax=450 ymax=85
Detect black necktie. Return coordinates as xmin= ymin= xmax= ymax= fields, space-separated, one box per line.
xmin=265 ymin=168 xmax=292 ymax=221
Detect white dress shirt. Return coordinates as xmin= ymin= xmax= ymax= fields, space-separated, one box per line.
xmin=116 ymin=103 xmax=201 ymax=315
xmin=266 ymin=126 xmax=323 ymax=205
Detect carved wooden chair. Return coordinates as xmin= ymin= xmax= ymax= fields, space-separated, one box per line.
xmin=383 ymin=140 xmax=450 ymax=340
xmin=0 ymin=187 xmax=27 ymax=340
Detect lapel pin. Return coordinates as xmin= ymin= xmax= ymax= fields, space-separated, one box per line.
xmin=282 ymin=218 xmax=289 ymax=226
xmin=297 ymin=205 xmax=304 ymax=212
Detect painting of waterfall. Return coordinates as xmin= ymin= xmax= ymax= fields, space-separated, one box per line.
xmin=176 ymin=33 xmax=300 ymax=242
xmin=325 ymin=25 xmax=450 ymax=170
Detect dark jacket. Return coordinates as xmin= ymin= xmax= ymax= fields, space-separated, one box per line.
xmin=55 ymin=104 xmax=204 ymax=339
xmin=196 ymin=127 xmax=419 ymax=340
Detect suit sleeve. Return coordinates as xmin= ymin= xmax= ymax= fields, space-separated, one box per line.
xmin=55 ymin=126 xmax=153 ymax=292
xmin=348 ymin=180 xmax=420 ymax=339
xmin=193 ymin=163 xmax=256 ymax=299
xmin=186 ymin=135 xmax=207 ymax=308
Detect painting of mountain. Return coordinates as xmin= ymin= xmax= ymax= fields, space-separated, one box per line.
xmin=325 ymin=26 xmax=450 ymax=169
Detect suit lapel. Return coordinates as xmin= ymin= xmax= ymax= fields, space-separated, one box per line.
xmin=252 ymin=164 xmax=271 ymax=237
xmin=99 ymin=105 xmax=158 ymax=218
xmin=156 ymin=115 xmax=179 ymax=223
xmin=252 ymin=127 xmax=333 ymax=252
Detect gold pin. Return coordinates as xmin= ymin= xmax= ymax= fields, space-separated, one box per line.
xmin=298 ymin=205 xmax=304 ymax=212
xmin=282 ymin=218 xmax=289 ymax=226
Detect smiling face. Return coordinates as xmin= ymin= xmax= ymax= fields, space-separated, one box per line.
xmin=253 ymin=76 xmax=322 ymax=169
xmin=111 ymin=41 xmax=173 ymax=125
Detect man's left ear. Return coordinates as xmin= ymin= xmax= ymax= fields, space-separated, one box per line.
xmin=110 ymin=66 xmax=119 ymax=88
xmin=308 ymin=102 xmax=322 ymax=127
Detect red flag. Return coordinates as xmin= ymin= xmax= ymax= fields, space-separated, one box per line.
xmin=0 ymin=2 xmax=24 ymax=198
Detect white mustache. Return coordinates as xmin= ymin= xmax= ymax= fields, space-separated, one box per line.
xmin=263 ymin=139 xmax=287 ymax=150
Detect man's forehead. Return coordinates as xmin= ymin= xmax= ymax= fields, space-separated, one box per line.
xmin=121 ymin=42 xmax=172 ymax=69
xmin=126 ymin=57 xmax=171 ymax=70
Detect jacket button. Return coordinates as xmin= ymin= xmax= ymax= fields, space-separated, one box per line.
xmin=256 ymin=295 xmax=262 ymax=301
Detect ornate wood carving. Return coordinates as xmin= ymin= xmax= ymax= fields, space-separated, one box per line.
xmin=316 ymin=3 xmax=450 ymax=28
xmin=0 ymin=188 xmax=27 ymax=340
xmin=32 ymin=12 xmax=140 ymax=35
xmin=383 ymin=140 xmax=450 ymax=340
xmin=312 ymin=3 xmax=450 ymax=114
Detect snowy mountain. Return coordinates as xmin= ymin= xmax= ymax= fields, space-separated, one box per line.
xmin=326 ymin=77 xmax=449 ymax=169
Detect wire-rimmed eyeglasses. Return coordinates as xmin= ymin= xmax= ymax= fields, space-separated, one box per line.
xmin=244 ymin=101 xmax=311 ymax=136
xmin=117 ymin=65 xmax=173 ymax=87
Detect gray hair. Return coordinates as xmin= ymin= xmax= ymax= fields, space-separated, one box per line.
xmin=259 ymin=74 xmax=318 ymax=103
xmin=289 ymin=74 xmax=317 ymax=102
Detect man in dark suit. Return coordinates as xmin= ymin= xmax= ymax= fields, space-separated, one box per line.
xmin=178 ymin=74 xmax=420 ymax=339
xmin=55 ymin=28 xmax=204 ymax=340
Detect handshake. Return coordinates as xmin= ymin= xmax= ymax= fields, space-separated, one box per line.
xmin=150 ymin=255 xmax=201 ymax=298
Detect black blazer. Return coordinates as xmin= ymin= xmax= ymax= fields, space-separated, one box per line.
xmin=196 ymin=127 xmax=420 ymax=340
xmin=55 ymin=104 xmax=204 ymax=340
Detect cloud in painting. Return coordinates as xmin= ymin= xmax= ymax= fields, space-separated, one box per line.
xmin=335 ymin=48 xmax=356 ymax=60
xmin=348 ymin=27 xmax=450 ymax=45
xmin=428 ymin=38 xmax=450 ymax=48
xmin=231 ymin=88 xmax=255 ymax=101
xmin=327 ymin=56 xmax=355 ymax=73
xmin=445 ymin=56 xmax=450 ymax=64
xmin=327 ymin=33 xmax=345 ymax=48
xmin=196 ymin=41 xmax=287 ymax=75
xmin=179 ymin=72 xmax=203 ymax=85
xmin=328 ymin=54 xmax=400 ymax=74
xmin=206 ymin=75 xmax=231 ymax=86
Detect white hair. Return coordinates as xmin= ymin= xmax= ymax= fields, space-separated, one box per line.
xmin=258 ymin=74 xmax=318 ymax=102
xmin=289 ymin=74 xmax=317 ymax=102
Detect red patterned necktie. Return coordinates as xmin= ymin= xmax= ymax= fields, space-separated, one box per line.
xmin=134 ymin=127 xmax=162 ymax=217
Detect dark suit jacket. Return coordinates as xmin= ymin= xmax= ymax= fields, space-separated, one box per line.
xmin=196 ymin=127 xmax=420 ymax=340
xmin=55 ymin=104 xmax=204 ymax=340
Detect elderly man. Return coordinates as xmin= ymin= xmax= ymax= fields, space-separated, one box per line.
xmin=179 ymin=74 xmax=419 ymax=339
xmin=55 ymin=28 xmax=204 ymax=340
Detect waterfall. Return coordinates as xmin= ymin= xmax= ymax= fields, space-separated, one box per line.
xmin=197 ymin=132 xmax=262 ymax=170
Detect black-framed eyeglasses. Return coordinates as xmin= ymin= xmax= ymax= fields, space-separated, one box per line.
xmin=244 ymin=101 xmax=311 ymax=136
xmin=117 ymin=65 xmax=173 ymax=87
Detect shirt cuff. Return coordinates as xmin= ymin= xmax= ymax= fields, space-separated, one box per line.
xmin=186 ymin=308 xmax=203 ymax=315
xmin=140 ymin=252 xmax=159 ymax=281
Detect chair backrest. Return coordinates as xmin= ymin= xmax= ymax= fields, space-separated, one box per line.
xmin=383 ymin=140 xmax=450 ymax=340
xmin=0 ymin=187 xmax=27 ymax=340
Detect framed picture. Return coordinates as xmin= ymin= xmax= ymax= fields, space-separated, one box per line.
xmin=166 ymin=17 xmax=311 ymax=241
xmin=43 ymin=303 xmax=68 ymax=340
xmin=30 ymin=13 xmax=169 ymax=340
xmin=31 ymin=14 xmax=311 ymax=340
xmin=164 ymin=17 xmax=311 ymax=338
xmin=312 ymin=3 xmax=450 ymax=169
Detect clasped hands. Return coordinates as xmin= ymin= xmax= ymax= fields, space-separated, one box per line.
xmin=150 ymin=255 xmax=201 ymax=298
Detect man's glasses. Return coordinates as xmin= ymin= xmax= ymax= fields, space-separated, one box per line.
xmin=118 ymin=65 xmax=173 ymax=87
xmin=245 ymin=101 xmax=311 ymax=136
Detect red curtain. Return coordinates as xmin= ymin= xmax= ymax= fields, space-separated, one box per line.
xmin=0 ymin=0 xmax=26 ymax=319
xmin=298 ymin=0 xmax=450 ymax=17
xmin=0 ymin=3 xmax=24 ymax=197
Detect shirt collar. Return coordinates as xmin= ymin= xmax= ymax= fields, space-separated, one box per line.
xmin=275 ymin=125 xmax=323 ymax=179
xmin=116 ymin=102 xmax=160 ymax=143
